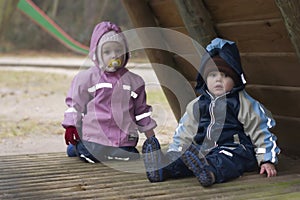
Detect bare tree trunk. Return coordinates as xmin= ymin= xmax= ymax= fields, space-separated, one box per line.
xmin=0 ymin=0 xmax=18 ymax=35
xmin=51 ymin=0 xmax=59 ymax=18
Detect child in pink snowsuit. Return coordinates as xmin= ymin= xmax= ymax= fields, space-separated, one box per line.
xmin=62 ymin=21 xmax=157 ymax=163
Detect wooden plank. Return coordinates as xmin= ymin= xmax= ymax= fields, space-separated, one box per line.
xmin=273 ymin=115 xmax=300 ymax=156
xmin=204 ymin=0 xmax=282 ymax=23
xmin=168 ymin=26 xmax=189 ymax=35
xmin=216 ymin=19 xmax=294 ymax=53
xmin=241 ymin=53 xmax=300 ymax=87
xmin=275 ymin=0 xmax=300 ymax=62
xmin=174 ymin=0 xmax=217 ymax=46
xmin=149 ymin=0 xmax=184 ymax=27
xmin=160 ymin=28 xmax=201 ymax=55
xmin=246 ymin=85 xmax=300 ymax=118
xmin=0 ymin=153 xmax=300 ymax=199
xmin=121 ymin=0 xmax=158 ymax=28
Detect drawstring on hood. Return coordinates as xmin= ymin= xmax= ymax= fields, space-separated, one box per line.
xmin=89 ymin=21 xmax=130 ymax=70
xmin=195 ymin=38 xmax=246 ymax=94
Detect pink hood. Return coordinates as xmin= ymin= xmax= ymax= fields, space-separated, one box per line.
xmin=89 ymin=21 xmax=130 ymax=68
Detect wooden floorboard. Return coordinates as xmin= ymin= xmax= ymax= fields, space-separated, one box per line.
xmin=0 ymin=152 xmax=299 ymax=199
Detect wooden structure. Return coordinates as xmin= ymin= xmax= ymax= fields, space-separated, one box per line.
xmin=1 ymin=152 xmax=299 ymax=199
xmin=121 ymin=0 xmax=300 ymax=157
xmin=1 ymin=1 xmax=300 ymax=199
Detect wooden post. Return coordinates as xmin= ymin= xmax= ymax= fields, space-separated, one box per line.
xmin=121 ymin=0 xmax=196 ymax=120
xmin=174 ymin=0 xmax=217 ymax=47
xmin=275 ymin=0 xmax=300 ymax=62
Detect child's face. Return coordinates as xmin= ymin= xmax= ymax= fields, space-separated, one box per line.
xmin=99 ymin=41 xmax=125 ymax=72
xmin=206 ymin=71 xmax=235 ymax=97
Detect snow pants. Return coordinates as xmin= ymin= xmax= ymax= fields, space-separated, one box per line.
xmin=164 ymin=144 xmax=258 ymax=183
xmin=73 ymin=140 xmax=140 ymax=163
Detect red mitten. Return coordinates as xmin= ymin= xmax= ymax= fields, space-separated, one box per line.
xmin=64 ymin=126 xmax=80 ymax=145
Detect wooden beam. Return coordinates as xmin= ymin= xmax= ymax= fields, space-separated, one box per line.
xmin=121 ymin=0 xmax=196 ymax=120
xmin=149 ymin=0 xmax=185 ymax=28
xmin=174 ymin=0 xmax=217 ymax=46
xmin=204 ymin=0 xmax=281 ymax=23
xmin=121 ymin=0 xmax=158 ymax=28
xmin=273 ymin=115 xmax=300 ymax=156
xmin=275 ymin=0 xmax=300 ymax=62
xmin=246 ymin=85 xmax=300 ymax=118
xmin=241 ymin=53 xmax=300 ymax=87
xmin=216 ymin=19 xmax=294 ymax=53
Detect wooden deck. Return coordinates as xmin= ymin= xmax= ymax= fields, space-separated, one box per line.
xmin=1 ymin=152 xmax=299 ymax=199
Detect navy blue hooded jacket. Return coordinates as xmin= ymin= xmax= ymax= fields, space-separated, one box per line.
xmin=168 ymin=38 xmax=280 ymax=165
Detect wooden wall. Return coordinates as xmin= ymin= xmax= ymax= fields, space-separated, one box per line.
xmin=203 ymin=0 xmax=300 ymax=155
xmin=122 ymin=0 xmax=300 ymax=156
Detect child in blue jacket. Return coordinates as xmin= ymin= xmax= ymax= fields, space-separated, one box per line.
xmin=142 ymin=38 xmax=280 ymax=187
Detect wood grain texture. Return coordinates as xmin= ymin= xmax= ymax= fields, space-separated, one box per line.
xmin=0 ymin=153 xmax=299 ymax=199
xmin=121 ymin=0 xmax=300 ymax=157
xmin=246 ymin=85 xmax=300 ymax=118
xmin=275 ymin=0 xmax=300 ymax=62
xmin=216 ymin=19 xmax=294 ymax=53
xmin=241 ymin=53 xmax=300 ymax=86
xmin=204 ymin=0 xmax=281 ymax=23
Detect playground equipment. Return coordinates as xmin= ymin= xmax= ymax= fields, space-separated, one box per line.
xmin=17 ymin=0 xmax=89 ymax=54
xmin=0 ymin=1 xmax=299 ymax=199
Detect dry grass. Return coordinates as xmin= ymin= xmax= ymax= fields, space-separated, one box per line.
xmin=0 ymin=69 xmax=72 ymax=139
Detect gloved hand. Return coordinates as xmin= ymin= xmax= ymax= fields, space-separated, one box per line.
xmin=64 ymin=126 xmax=80 ymax=145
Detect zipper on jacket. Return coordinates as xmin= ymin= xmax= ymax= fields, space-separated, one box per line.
xmin=205 ymin=91 xmax=228 ymax=142
xmin=207 ymin=99 xmax=215 ymax=140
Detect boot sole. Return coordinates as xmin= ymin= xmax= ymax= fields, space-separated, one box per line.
xmin=142 ymin=137 xmax=164 ymax=182
xmin=182 ymin=145 xmax=215 ymax=187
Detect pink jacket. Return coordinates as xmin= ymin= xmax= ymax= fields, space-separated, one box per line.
xmin=62 ymin=22 xmax=156 ymax=147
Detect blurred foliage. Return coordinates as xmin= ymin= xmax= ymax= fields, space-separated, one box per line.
xmin=0 ymin=0 xmax=133 ymax=54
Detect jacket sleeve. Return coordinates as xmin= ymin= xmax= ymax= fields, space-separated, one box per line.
xmin=62 ymin=72 xmax=91 ymax=128
xmin=133 ymin=79 xmax=157 ymax=133
xmin=167 ymin=97 xmax=200 ymax=152
xmin=238 ymin=90 xmax=280 ymax=165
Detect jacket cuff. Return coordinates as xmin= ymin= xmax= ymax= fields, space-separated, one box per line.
xmin=138 ymin=119 xmax=157 ymax=132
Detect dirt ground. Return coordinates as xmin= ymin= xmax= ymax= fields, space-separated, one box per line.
xmin=0 ymin=62 xmax=177 ymax=156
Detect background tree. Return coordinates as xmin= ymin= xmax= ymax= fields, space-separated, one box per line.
xmin=0 ymin=0 xmax=133 ymax=54
xmin=0 ymin=0 xmax=19 ymax=37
